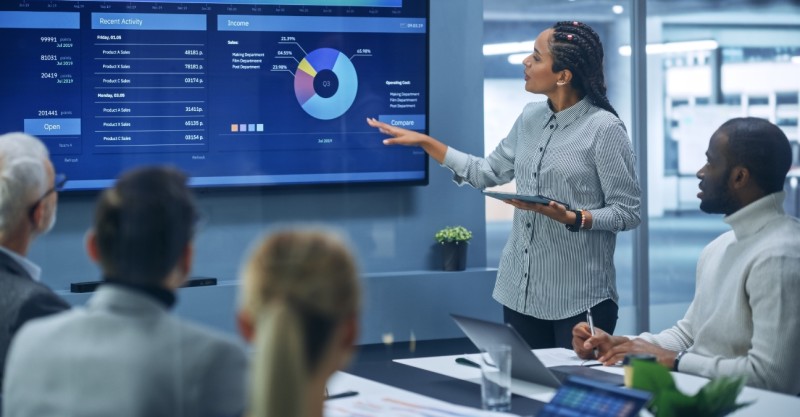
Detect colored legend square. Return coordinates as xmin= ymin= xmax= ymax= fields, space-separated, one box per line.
xmin=256 ymin=124 xmax=264 ymax=132
xmin=248 ymin=124 xmax=255 ymax=132
xmin=231 ymin=124 xmax=238 ymax=132
xmin=239 ymin=124 xmax=247 ymax=132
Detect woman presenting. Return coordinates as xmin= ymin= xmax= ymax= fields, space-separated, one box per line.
xmin=368 ymin=21 xmax=641 ymax=349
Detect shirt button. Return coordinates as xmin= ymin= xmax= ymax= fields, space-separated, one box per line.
xmin=524 ymin=249 xmax=528 ymax=254
xmin=526 ymin=223 xmax=531 ymax=228
xmin=533 ymin=173 xmax=537 ymax=178
xmin=539 ymin=147 xmax=543 ymax=151
xmin=549 ymin=125 xmax=554 ymax=129
xmin=524 ymin=273 xmax=528 ymax=277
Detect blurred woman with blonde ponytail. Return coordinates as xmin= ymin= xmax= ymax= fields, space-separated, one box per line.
xmin=237 ymin=229 xmax=361 ymax=417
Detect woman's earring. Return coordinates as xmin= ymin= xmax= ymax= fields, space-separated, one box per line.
xmin=556 ymin=81 xmax=566 ymax=86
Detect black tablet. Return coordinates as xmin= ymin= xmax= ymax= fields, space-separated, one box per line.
xmin=482 ymin=191 xmax=570 ymax=209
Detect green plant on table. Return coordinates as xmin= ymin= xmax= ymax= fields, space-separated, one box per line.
xmin=631 ymin=359 xmax=753 ymax=417
xmin=434 ymin=226 xmax=472 ymax=244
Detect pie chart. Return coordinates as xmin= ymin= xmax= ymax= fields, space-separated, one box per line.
xmin=294 ymin=48 xmax=358 ymax=120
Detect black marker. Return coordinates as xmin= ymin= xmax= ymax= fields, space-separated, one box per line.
xmin=325 ymin=390 xmax=359 ymax=400
xmin=455 ymin=357 xmax=481 ymax=368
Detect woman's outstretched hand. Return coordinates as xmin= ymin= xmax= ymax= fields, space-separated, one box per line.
xmin=367 ymin=117 xmax=427 ymax=146
xmin=367 ymin=117 xmax=447 ymax=163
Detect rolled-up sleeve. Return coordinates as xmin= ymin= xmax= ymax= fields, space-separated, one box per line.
xmin=589 ymin=122 xmax=641 ymax=232
xmin=442 ymin=113 xmax=520 ymax=189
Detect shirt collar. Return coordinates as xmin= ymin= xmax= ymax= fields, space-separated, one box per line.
xmin=0 ymin=246 xmax=42 ymax=281
xmin=541 ymin=97 xmax=592 ymax=130
xmin=102 ymin=277 xmax=177 ymax=309
xmin=724 ymin=191 xmax=786 ymax=240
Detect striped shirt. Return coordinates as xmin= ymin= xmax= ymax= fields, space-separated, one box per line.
xmin=443 ymin=98 xmax=641 ymax=320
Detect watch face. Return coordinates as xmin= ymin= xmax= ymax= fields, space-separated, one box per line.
xmin=674 ymin=350 xmax=688 ymax=371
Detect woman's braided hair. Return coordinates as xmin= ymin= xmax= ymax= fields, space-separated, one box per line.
xmin=550 ymin=21 xmax=619 ymax=118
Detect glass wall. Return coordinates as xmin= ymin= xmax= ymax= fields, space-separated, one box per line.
xmin=483 ymin=0 xmax=800 ymax=334
xmin=643 ymin=0 xmax=800 ymax=331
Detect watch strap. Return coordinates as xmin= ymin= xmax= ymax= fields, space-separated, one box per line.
xmin=565 ymin=209 xmax=582 ymax=232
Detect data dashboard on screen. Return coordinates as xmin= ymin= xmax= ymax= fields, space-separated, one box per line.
xmin=0 ymin=0 xmax=429 ymax=190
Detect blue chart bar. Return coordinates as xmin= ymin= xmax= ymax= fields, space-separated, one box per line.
xmin=53 ymin=0 xmax=402 ymax=6
xmin=219 ymin=15 xmax=426 ymax=33
xmin=92 ymin=13 xmax=207 ymax=31
xmin=0 ymin=11 xmax=80 ymax=29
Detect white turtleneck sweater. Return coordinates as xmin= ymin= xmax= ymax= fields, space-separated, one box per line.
xmin=638 ymin=191 xmax=800 ymax=395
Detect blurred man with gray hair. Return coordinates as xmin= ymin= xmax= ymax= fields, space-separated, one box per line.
xmin=0 ymin=132 xmax=69 ymax=391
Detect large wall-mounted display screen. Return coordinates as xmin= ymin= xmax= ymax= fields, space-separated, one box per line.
xmin=0 ymin=0 xmax=429 ymax=190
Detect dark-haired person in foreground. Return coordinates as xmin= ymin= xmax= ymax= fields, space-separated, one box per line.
xmin=573 ymin=118 xmax=800 ymax=394
xmin=3 ymin=167 xmax=248 ymax=417
xmin=368 ymin=21 xmax=640 ymax=348
xmin=0 ymin=133 xmax=70 ymax=402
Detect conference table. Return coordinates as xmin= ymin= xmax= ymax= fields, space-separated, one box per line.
xmin=324 ymin=338 xmax=800 ymax=417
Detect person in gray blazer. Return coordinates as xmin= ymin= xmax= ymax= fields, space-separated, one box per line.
xmin=2 ymin=166 xmax=248 ymax=417
xmin=0 ymin=133 xmax=70 ymax=398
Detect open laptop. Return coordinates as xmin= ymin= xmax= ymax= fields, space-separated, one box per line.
xmin=451 ymin=313 xmax=624 ymax=388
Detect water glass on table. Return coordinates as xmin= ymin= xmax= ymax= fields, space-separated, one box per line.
xmin=480 ymin=344 xmax=512 ymax=412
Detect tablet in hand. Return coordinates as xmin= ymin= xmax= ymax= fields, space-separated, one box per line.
xmin=482 ymin=191 xmax=570 ymax=209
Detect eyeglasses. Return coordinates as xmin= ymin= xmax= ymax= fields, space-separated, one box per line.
xmin=28 ymin=173 xmax=67 ymax=219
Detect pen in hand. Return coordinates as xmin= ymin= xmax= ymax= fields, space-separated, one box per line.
xmin=586 ymin=308 xmax=599 ymax=359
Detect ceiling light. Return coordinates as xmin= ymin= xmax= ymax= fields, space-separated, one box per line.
xmin=483 ymin=41 xmax=535 ymax=56
xmin=792 ymin=56 xmax=800 ymax=64
xmin=618 ymin=40 xmax=719 ymax=56
xmin=507 ymin=53 xmax=529 ymax=65
xmin=612 ymin=5 xmax=624 ymax=14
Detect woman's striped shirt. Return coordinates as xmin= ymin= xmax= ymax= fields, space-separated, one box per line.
xmin=443 ymin=98 xmax=641 ymax=320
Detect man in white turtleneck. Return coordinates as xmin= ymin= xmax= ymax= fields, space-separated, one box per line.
xmin=572 ymin=117 xmax=800 ymax=395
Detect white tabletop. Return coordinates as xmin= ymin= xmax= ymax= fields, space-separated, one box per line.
xmin=325 ymin=372 xmax=518 ymax=417
xmin=393 ymin=348 xmax=800 ymax=417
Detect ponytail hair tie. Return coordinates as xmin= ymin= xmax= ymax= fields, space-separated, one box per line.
xmin=567 ymin=34 xmax=573 ymax=41
xmin=573 ymin=21 xmax=580 ymax=26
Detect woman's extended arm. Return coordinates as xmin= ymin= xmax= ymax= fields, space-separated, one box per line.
xmin=366 ymin=118 xmax=448 ymax=163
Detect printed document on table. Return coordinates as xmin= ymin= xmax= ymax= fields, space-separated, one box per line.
xmin=533 ymin=348 xmax=601 ymax=367
xmin=325 ymin=372 xmax=517 ymax=417
xmin=326 ymin=395 xmax=518 ymax=417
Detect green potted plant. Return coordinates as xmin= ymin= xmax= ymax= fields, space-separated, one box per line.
xmin=435 ymin=226 xmax=472 ymax=271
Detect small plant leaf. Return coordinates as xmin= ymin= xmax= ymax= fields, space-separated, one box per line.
xmin=631 ymin=360 xmax=754 ymax=417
